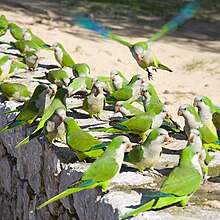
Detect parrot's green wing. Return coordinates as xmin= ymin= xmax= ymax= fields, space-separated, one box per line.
xmin=62 ymin=49 xmax=75 ymax=68
xmin=199 ymin=124 xmax=218 ymax=144
xmin=124 ymin=146 xmax=144 ymax=164
xmin=213 ymin=112 xmax=220 ymax=131
xmin=0 ymin=15 xmax=8 ymax=36
xmin=8 ymin=22 xmax=23 ymax=40
xmin=107 ymin=87 xmax=133 ymax=102
xmin=82 ymin=156 xmax=119 ymax=182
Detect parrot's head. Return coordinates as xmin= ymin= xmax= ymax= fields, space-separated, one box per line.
xmin=114 ymin=135 xmax=132 ymax=151
xmin=72 ymin=63 xmax=90 ymax=78
xmin=188 ymin=129 xmax=202 ymax=143
xmin=51 ymin=42 xmax=63 ymax=52
xmin=130 ymin=42 xmax=148 ymax=62
xmin=53 ymin=108 xmax=66 ymax=123
xmin=141 ymin=82 xmax=155 ymax=100
xmin=110 ymin=70 xmax=119 ymax=81
xmin=92 ymin=81 xmax=104 ymax=97
xmin=114 ymin=101 xmax=125 ymax=113
xmin=193 ymin=95 xmax=213 ymax=112
xmin=147 ymin=128 xmax=170 ymax=145
xmin=178 ymin=104 xmax=199 ymax=121
xmin=22 ymin=28 xmax=32 ymax=41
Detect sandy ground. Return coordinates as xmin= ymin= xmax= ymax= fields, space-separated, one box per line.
xmin=0 ymin=1 xmax=220 ymax=128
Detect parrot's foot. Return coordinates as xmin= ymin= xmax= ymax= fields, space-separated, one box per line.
xmin=141 ymin=169 xmax=163 ymax=177
xmin=202 ymin=175 xmax=210 ymax=184
xmin=146 ymin=68 xmax=153 ymax=81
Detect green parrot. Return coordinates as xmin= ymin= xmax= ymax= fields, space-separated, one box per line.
xmin=187 ymin=129 xmax=214 ymax=180
xmin=114 ymin=101 xmax=144 ymax=118
xmin=15 ymin=87 xmax=68 ymax=148
xmin=92 ymin=75 xmax=113 ymax=94
xmin=64 ymin=117 xmax=108 ymax=160
xmin=106 ymin=74 xmax=145 ymax=104
xmin=43 ymin=108 xmax=66 ymax=144
xmin=23 ymin=51 xmax=39 ymax=70
xmin=9 ymin=59 xmax=28 ymax=75
xmin=0 ymin=82 xmax=32 ymax=102
xmin=67 ymin=76 xmax=92 ymax=96
xmin=82 ymin=81 xmax=105 ymax=118
xmin=130 ymin=42 xmax=172 ymax=80
xmin=0 ymin=56 xmax=11 ymax=82
xmin=0 ymin=15 xmax=8 ymax=36
xmin=13 ymin=40 xmax=40 ymax=55
xmin=193 ymin=95 xmax=220 ymax=134
xmin=110 ymin=70 xmax=128 ymax=91
xmin=124 ymin=128 xmax=169 ymax=172
xmin=107 ymin=107 xmax=170 ymax=140
xmin=51 ymin=42 xmax=75 ymax=68
xmin=120 ymin=145 xmax=203 ymax=219
xmin=0 ymin=84 xmax=54 ymax=134
xmin=72 ymin=63 xmax=90 ymax=78
xmin=37 ymin=135 xmax=132 ymax=210
xmin=8 ymin=22 xmax=23 ymax=40
xmin=178 ymin=104 xmax=219 ymax=150
xmin=22 ymin=28 xmax=51 ymax=48
xmin=46 ymin=69 xmax=70 ymax=87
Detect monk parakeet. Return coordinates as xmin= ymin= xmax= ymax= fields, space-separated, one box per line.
xmin=106 ymin=74 xmax=145 ymax=104
xmin=46 ymin=69 xmax=70 ymax=87
xmin=9 ymin=59 xmax=28 ymax=75
xmin=51 ymin=42 xmax=75 ymax=68
xmin=92 ymin=76 xmax=113 ymax=94
xmin=37 ymin=135 xmax=132 ymax=210
xmin=124 ymin=128 xmax=169 ymax=172
xmin=0 ymin=56 xmax=12 ymax=82
xmin=72 ymin=63 xmax=90 ymax=78
xmin=0 ymin=82 xmax=31 ymax=102
xmin=22 ymin=28 xmax=51 ymax=48
xmin=43 ymin=108 xmax=66 ymax=143
xmin=107 ymin=108 xmax=170 ymax=140
xmin=13 ymin=40 xmax=40 ymax=55
xmin=15 ymin=87 xmax=68 ymax=148
xmin=0 ymin=15 xmax=8 ymax=36
xmin=23 ymin=51 xmax=39 ymax=70
xmin=120 ymin=146 xmax=203 ymax=218
xmin=67 ymin=76 xmax=92 ymax=96
xmin=110 ymin=70 xmax=128 ymax=91
xmin=64 ymin=117 xmax=108 ymax=160
xmin=193 ymin=95 xmax=220 ymax=134
xmin=187 ymin=129 xmax=214 ymax=180
xmin=82 ymin=81 xmax=105 ymax=118
xmin=0 ymin=84 xmax=54 ymax=134
xmin=178 ymin=104 xmax=219 ymax=150
xmin=114 ymin=101 xmax=143 ymax=117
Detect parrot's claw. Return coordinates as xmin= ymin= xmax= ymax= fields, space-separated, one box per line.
xmin=202 ymin=175 xmax=210 ymax=184
xmin=146 ymin=68 xmax=153 ymax=81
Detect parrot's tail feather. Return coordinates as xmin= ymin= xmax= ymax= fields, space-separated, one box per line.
xmin=158 ymin=63 xmax=173 ymax=72
xmin=119 ymin=199 xmax=155 ymax=219
xmin=0 ymin=120 xmax=27 ymax=134
xmin=33 ymin=75 xmax=47 ymax=80
xmin=87 ymin=142 xmax=109 ymax=151
xmin=41 ymin=43 xmax=52 ymax=50
xmin=15 ymin=128 xmax=43 ymax=148
xmin=2 ymin=109 xmax=19 ymax=115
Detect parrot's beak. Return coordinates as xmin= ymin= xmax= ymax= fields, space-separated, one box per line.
xmin=141 ymin=78 xmax=145 ymax=84
xmin=137 ymin=54 xmax=143 ymax=61
xmin=164 ymin=135 xmax=170 ymax=143
xmin=193 ymin=100 xmax=197 ymax=107
xmin=114 ymin=106 xmax=120 ymax=113
xmin=188 ymin=133 xmax=194 ymax=142
xmin=165 ymin=112 xmax=171 ymax=119
xmin=59 ymin=114 xmax=66 ymax=122
xmin=110 ymin=76 xmax=115 ymax=81
xmin=177 ymin=109 xmax=182 ymax=116
xmin=126 ymin=142 xmax=133 ymax=150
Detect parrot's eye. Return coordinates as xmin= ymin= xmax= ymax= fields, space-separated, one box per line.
xmin=183 ymin=108 xmax=187 ymax=111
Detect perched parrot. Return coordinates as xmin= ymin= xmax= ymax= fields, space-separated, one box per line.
xmin=46 ymin=69 xmax=70 ymax=87
xmin=8 ymin=22 xmax=23 ymax=40
xmin=178 ymin=104 xmax=219 ymax=151
xmin=37 ymin=135 xmax=132 ymax=210
xmin=22 ymin=28 xmax=51 ymax=48
xmin=72 ymin=63 xmax=90 ymax=78
xmin=0 ymin=15 xmax=8 ymax=36
xmin=114 ymin=101 xmax=143 ymax=118
xmin=51 ymin=42 xmax=75 ymax=68
xmin=82 ymin=81 xmax=105 ymax=118
xmin=124 ymin=128 xmax=169 ymax=171
xmin=187 ymin=129 xmax=214 ymax=180
xmin=9 ymin=60 xmax=28 ymax=75
xmin=120 ymin=146 xmax=203 ymax=218
xmin=193 ymin=95 xmax=220 ymax=134
xmin=64 ymin=117 xmax=108 ymax=160
xmin=106 ymin=74 xmax=145 ymax=104
xmin=0 ymin=84 xmax=54 ymax=134
xmin=0 ymin=56 xmax=12 ymax=82
xmin=43 ymin=108 xmax=66 ymax=143
xmin=67 ymin=76 xmax=92 ymax=96
xmin=106 ymin=107 xmax=170 ymax=140
xmin=0 ymin=82 xmax=32 ymax=102
xmin=110 ymin=70 xmax=128 ymax=91
xmin=15 ymin=87 xmax=68 ymax=148
xmin=23 ymin=51 xmax=39 ymax=70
